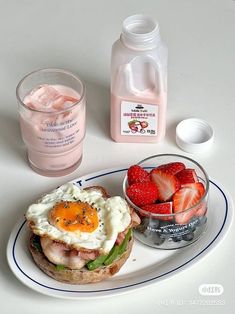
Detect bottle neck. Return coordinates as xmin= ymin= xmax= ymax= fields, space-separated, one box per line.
xmin=120 ymin=14 xmax=161 ymax=50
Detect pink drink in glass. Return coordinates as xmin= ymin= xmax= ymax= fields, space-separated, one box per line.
xmin=17 ymin=69 xmax=86 ymax=176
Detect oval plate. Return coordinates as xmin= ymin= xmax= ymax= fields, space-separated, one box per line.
xmin=7 ymin=167 xmax=233 ymax=299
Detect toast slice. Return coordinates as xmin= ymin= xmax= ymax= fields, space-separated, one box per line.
xmin=27 ymin=185 xmax=134 ymax=284
xmin=29 ymin=233 xmax=133 ymax=284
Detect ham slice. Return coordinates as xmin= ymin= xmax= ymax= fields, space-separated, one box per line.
xmin=40 ymin=207 xmax=140 ymax=269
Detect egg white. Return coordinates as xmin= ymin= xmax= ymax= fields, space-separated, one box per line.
xmin=26 ymin=183 xmax=131 ymax=254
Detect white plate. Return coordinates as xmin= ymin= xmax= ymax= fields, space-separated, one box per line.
xmin=7 ymin=167 xmax=233 ymax=299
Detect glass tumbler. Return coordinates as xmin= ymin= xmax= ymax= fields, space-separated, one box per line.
xmin=16 ymin=68 xmax=86 ymax=176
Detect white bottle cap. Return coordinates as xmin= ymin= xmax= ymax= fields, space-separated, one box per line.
xmin=176 ymin=118 xmax=214 ymax=153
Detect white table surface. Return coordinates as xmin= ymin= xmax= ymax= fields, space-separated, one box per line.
xmin=0 ymin=0 xmax=234 ymax=313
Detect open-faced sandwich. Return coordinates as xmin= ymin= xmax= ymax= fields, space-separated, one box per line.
xmin=25 ymin=183 xmax=140 ymax=284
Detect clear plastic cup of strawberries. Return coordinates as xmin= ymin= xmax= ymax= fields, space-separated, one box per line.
xmin=123 ymin=154 xmax=209 ymax=249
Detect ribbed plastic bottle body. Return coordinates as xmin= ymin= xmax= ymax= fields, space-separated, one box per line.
xmin=110 ymin=15 xmax=167 ymax=143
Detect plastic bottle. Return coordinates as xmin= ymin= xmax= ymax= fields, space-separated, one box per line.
xmin=110 ymin=14 xmax=167 ymax=143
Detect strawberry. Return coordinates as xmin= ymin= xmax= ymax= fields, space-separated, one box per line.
xmin=150 ymin=169 xmax=181 ymax=201
xmin=173 ymin=193 xmax=199 ymax=224
xmin=156 ymin=162 xmax=185 ymax=175
xmin=141 ymin=202 xmax=173 ymax=221
xmin=176 ymin=168 xmax=198 ymax=184
xmin=126 ymin=182 xmax=158 ymax=207
xmin=195 ymin=202 xmax=207 ymax=217
xmin=173 ymin=187 xmax=201 ymax=212
xmin=181 ymin=182 xmax=205 ymax=197
xmin=173 ymin=182 xmax=206 ymax=224
xmin=175 ymin=210 xmax=196 ymax=225
xmin=127 ymin=165 xmax=150 ymax=185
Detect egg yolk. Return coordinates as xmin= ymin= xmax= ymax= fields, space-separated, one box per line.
xmin=48 ymin=201 xmax=99 ymax=233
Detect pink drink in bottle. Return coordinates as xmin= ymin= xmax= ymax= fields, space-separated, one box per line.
xmin=111 ymin=15 xmax=167 ymax=143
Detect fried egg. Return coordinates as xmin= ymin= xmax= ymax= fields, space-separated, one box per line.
xmin=26 ymin=183 xmax=131 ymax=254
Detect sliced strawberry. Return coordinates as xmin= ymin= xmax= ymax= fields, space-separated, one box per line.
xmin=182 ymin=182 xmax=205 ymax=197
xmin=176 ymin=168 xmax=198 ymax=184
xmin=150 ymin=169 xmax=181 ymax=201
xmin=175 ymin=199 xmax=207 ymax=224
xmin=126 ymin=182 xmax=158 ymax=207
xmin=173 ymin=187 xmax=202 ymax=213
xmin=173 ymin=182 xmax=206 ymax=224
xmin=141 ymin=202 xmax=173 ymax=221
xmin=127 ymin=165 xmax=150 ymax=185
xmin=157 ymin=162 xmax=185 ymax=175
xmin=194 ymin=201 xmax=207 ymax=216
xmin=174 ymin=209 xmax=196 ymax=225
xmin=173 ymin=186 xmax=202 ymax=224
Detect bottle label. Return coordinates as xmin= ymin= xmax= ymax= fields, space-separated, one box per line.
xmin=120 ymin=100 xmax=158 ymax=136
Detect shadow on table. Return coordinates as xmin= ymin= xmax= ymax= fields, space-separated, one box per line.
xmin=165 ymin=119 xmax=181 ymax=147
xmin=0 ymin=112 xmax=27 ymax=165
xmin=85 ymin=80 xmax=110 ymax=139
